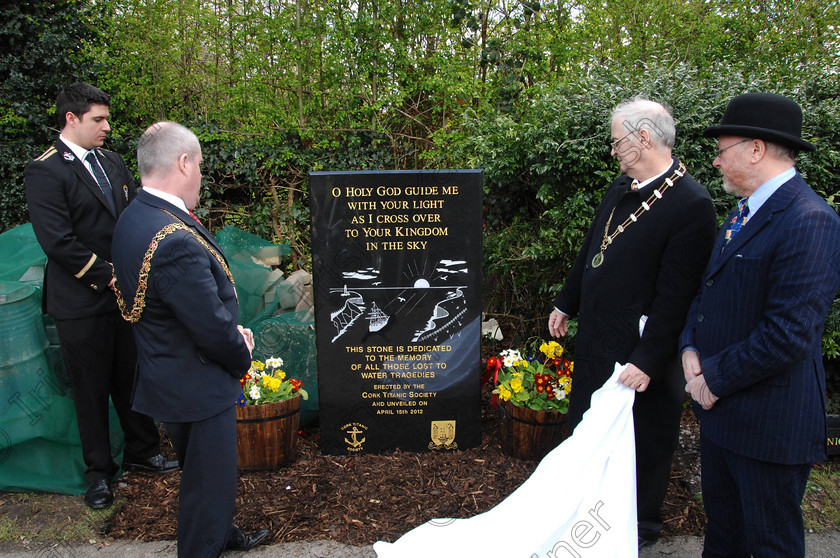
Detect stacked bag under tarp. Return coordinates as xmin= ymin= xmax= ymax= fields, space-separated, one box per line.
xmin=214 ymin=226 xmax=319 ymax=426
xmin=0 ymin=225 xmax=124 ymax=494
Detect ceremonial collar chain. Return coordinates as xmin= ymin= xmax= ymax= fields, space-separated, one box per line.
xmin=591 ymin=162 xmax=686 ymax=269
xmin=114 ymin=209 xmax=236 ymax=323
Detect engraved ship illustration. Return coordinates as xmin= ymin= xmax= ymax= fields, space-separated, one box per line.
xmin=366 ymin=302 xmax=390 ymax=332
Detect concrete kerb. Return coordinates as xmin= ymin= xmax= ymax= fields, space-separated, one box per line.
xmin=6 ymin=532 xmax=840 ymax=558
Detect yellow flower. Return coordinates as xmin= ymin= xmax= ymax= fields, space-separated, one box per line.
xmin=498 ymin=385 xmax=512 ymax=400
xmin=278 ymin=370 xmax=286 ymax=380
xmin=540 ymin=341 xmax=563 ymax=359
xmin=557 ymin=376 xmax=572 ymax=394
xmin=510 ymin=377 xmax=524 ymax=393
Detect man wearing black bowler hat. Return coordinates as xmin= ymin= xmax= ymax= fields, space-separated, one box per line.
xmin=681 ymin=92 xmax=840 ymax=556
xmin=25 ymin=83 xmax=177 ymax=510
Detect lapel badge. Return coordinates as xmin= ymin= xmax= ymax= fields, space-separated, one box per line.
xmin=123 ymin=184 xmax=129 ymax=200
xmin=63 ymin=151 xmax=75 ymax=162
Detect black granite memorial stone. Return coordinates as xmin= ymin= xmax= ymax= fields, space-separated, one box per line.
xmin=310 ymin=170 xmax=483 ymax=455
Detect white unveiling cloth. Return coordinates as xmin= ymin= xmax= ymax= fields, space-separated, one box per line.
xmin=373 ymin=363 xmax=638 ymax=558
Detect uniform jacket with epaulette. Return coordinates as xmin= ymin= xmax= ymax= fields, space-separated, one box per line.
xmin=25 ymin=139 xmax=135 ymax=319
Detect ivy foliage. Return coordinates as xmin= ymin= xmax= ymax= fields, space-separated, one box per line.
xmin=3 ymin=1 xmax=840 ymax=354
xmin=0 ymin=0 xmax=100 ymax=230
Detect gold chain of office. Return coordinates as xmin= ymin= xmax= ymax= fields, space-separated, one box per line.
xmin=114 ymin=211 xmax=235 ymax=323
xmin=591 ymin=162 xmax=686 ymax=269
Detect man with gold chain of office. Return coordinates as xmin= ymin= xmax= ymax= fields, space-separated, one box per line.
xmin=548 ymin=97 xmax=717 ymax=549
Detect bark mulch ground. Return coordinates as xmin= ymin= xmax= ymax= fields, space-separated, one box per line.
xmin=107 ymin=392 xmax=706 ymax=546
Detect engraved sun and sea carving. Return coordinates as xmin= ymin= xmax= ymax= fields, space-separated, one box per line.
xmin=329 ymin=258 xmax=469 ymax=344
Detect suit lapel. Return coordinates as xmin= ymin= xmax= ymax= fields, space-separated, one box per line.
xmin=186 ymin=214 xmax=225 ymax=255
xmin=706 ymin=176 xmax=801 ymax=278
xmin=57 ymin=140 xmax=118 ymax=219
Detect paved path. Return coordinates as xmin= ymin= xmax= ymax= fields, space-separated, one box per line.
xmin=5 ymin=532 xmax=840 ymax=557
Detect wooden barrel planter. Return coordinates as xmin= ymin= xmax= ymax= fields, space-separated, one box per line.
xmin=499 ymin=401 xmax=569 ymax=460
xmin=235 ymin=395 xmax=301 ymax=470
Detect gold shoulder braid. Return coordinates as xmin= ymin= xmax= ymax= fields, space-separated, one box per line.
xmin=114 ymin=210 xmax=236 ymax=323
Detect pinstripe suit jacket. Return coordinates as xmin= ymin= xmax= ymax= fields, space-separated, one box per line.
xmin=680 ymin=171 xmax=840 ymax=464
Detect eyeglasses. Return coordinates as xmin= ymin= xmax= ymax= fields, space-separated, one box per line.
xmin=611 ymin=130 xmax=637 ymax=150
xmin=715 ymin=139 xmax=751 ymax=158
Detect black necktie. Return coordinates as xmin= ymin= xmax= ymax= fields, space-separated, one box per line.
xmin=85 ymin=152 xmax=116 ymax=214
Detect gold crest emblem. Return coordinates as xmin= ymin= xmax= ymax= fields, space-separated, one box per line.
xmin=429 ymin=420 xmax=458 ymax=450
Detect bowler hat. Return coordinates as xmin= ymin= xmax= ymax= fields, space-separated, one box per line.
xmin=703 ymin=92 xmax=814 ymax=152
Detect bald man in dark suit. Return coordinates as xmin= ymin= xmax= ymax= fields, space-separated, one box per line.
xmin=112 ymin=121 xmax=268 ymax=557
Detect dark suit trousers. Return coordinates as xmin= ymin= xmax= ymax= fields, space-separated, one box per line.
xmin=567 ymin=359 xmax=684 ymax=540
xmin=165 ymin=406 xmax=238 ymax=558
xmin=633 ymin=360 xmax=685 ymax=540
xmin=55 ymin=311 xmax=160 ymax=482
xmin=701 ymin=436 xmax=811 ymax=558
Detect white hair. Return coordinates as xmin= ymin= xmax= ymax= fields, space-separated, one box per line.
xmin=611 ymin=97 xmax=676 ymax=149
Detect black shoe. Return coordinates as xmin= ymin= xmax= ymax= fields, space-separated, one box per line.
xmin=638 ymin=535 xmax=658 ymax=549
xmin=225 ymin=527 xmax=270 ymax=551
xmin=84 ymin=479 xmax=113 ymax=510
xmin=124 ymin=454 xmax=179 ymax=474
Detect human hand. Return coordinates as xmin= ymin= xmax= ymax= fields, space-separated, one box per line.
xmin=237 ymin=325 xmax=255 ymax=356
xmin=548 ymin=309 xmax=568 ymax=338
xmin=681 ymin=349 xmax=702 ymax=384
xmin=685 ymin=374 xmax=718 ymax=410
xmin=618 ymin=363 xmax=651 ymax=392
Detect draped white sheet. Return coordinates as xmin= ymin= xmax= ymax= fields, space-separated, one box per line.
xmin=373 ymin=363 xmax=638 ymax=558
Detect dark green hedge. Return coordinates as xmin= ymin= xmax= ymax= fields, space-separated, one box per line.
xmin=442 ymin=61 xmax=840 ymax=345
